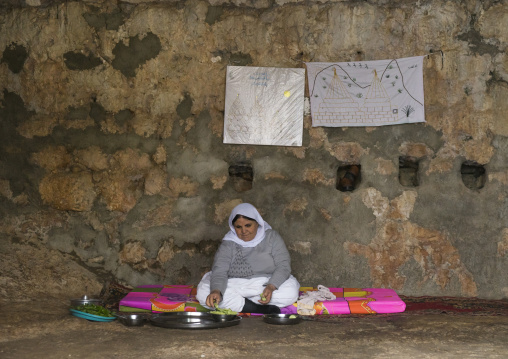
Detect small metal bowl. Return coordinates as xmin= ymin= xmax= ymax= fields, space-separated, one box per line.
xmin=115 ymin=313 xmax=148 ymax=327
xmin=210 ymin=313 xmax=238 ymax=322
xmin=263 ymin=314 xmax=302 ymax=325
xmin=70 ymin=295 xmax=103 ymax=307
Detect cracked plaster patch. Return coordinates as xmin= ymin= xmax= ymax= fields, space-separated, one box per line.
xmin=17 ymin=114 xmax=58 ymax=139
xmin=503 ymin=287 xmax=508 ymax=297
xmin=168 ymin=176 xmax=199 ymax=197
xmin=101 ymin=213 xmax=127 ymax=245
xmin=0 ymin=180 xmax=13 ymax=199
xmin=39 ymin=172 xmax=97 ymax=211
xmin=308 ymin=127 xmax=327 ymax=148
xmin=132 ymin=203 xmax=181 ymax=230
xmin=426 ymin=145 xmax=458 ymax=174
xmin=282 ymin=146 xmax=306 ymax=159
xmin=307 ymin=129 xmax=369 ymax=163
xmin=328 ymin=142 xmax=368 ymax=163
xmin=0 ymin=242 xmax=102 ymax=301
xmin=344 ymin=188 xmax=478 ymax=296
xmin=489 ymin=171 xmax=508 ymax=185
xmin=31 ymin=146 xmax=72 ymax=171
xmin=398 ymin=142 xmax=434 ymax=158
xmin=283 ymin=197 xmax=308 ymax=217
xmin=462 ymin=139 xmax=495 ymax=165
xmin=265 ymin=171 xmax=286 ymax=180
xmin=303 ymin=168 xmax=334 ymax=186
xmin=375 ymin=158 xmax=396 ymax=175
xmin=177 ymin=134 xmax=199 ymax=154
xmin=144 ymin=167 xmax=167 ymax=195
xmin=119 ymin=241 xmax=146 ymax=266
xmin=0 ymin=210 xmax=68 ymax=243
xmin=153 ymin=144 xmax=167 ymax=164
xmin=319 ymin=208 xmax=332 ymax=221
xmin=290 ymin=241 xmax=312 ymax=255
xmin=214 ymin=199 xmax=242 ymax=225
xmin=74 ymin=146 xmax=109 ymax=171
xmin=210 ymin=175 xmax=228 ymax=189
xmin=131 ymin=113 xmax=172 ymax=138
xmin=498 ymin=228 xmax=508 ymax=257
xmin=264 ymin=172 xmax=286 ymax=180
xmin=96 ymin=172 xmax=142 ymax=212
xmin=208 ymin=108 xmax=224 ymax=137
xmin=156 ymin=240 xmax=176 ymax=264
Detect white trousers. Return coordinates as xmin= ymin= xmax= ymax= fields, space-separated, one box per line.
xmin=196 ymin=271 xmax=300 ymax=312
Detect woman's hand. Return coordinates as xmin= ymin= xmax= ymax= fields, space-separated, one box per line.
xmin=258 ymin=283 xmax=276 ymax=304
xmin=206 ymin=290 xmax=222 ymax=308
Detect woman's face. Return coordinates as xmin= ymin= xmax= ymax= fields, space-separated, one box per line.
xmin=233 ymin=217 xmax=259 ymax=242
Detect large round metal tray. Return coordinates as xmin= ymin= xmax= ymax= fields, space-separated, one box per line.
xmin=149 ymin=312 xmax=242 ymax=329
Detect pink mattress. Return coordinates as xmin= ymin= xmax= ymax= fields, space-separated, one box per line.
xmin=119 ymin=285 xmax=406 ymax=315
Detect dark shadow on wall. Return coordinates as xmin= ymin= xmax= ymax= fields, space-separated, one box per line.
xmin=111 ymin=32 xmax=162 ymax=77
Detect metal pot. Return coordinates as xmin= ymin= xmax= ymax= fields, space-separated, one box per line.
xmin=115 ymin=313 xmax=148 ymax=327
xmin=263 ymin=313 xmax=303 ymax=325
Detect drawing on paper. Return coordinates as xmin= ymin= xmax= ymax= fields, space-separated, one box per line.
xmin=306 ymin=56 xmax=425 ymax=127
xmin=224 ymin=66 xmax=305 ymax=146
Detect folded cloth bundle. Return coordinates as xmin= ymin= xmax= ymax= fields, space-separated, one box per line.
xmin=297 ymin=285 xmax=336 ymax=315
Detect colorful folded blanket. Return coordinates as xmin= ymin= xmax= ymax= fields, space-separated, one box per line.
xmin=119 ymin=285 xmax=406 ymax=315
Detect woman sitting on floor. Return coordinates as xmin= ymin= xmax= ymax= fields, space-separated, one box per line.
xmin=196 ymin=203 xmax=300 ymax=314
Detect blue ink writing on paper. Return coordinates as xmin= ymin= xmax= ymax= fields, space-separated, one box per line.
xmin=249 ymin=71 xmax=270 ymax=86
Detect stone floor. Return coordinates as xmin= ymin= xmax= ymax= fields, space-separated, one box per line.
xmin=1 ymin=299 xmax=508 ymax=358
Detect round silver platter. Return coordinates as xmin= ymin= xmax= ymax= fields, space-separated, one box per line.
xmin=149 ymin=312 xmax=242 ymax=329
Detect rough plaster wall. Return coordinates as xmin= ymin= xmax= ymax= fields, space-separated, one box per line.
xmin=0 ymin=0 xmax=507 ymax=300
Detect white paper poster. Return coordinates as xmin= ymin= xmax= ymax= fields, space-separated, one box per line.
xmin=223 ymin=66 xmax=305 ymax=146
xmin=306 ymin=56 xmax=425 ymax=127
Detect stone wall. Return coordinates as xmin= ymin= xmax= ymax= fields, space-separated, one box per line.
xmin=1 ymin=0 xmax=507 ymax=300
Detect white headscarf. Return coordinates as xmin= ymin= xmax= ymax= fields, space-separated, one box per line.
xmin=222 ymin=203 xmax=272 ymax=248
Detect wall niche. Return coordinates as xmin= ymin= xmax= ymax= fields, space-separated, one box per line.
xmin=399 ymin=156 xmax=420 ymax=187
xmin=461 ymin=161 xmax=486 ymax=190
xmin=336 ymin=164 xmax=361 ymax=192
xmin=228 ymin=163 xmax=253 ymax=192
